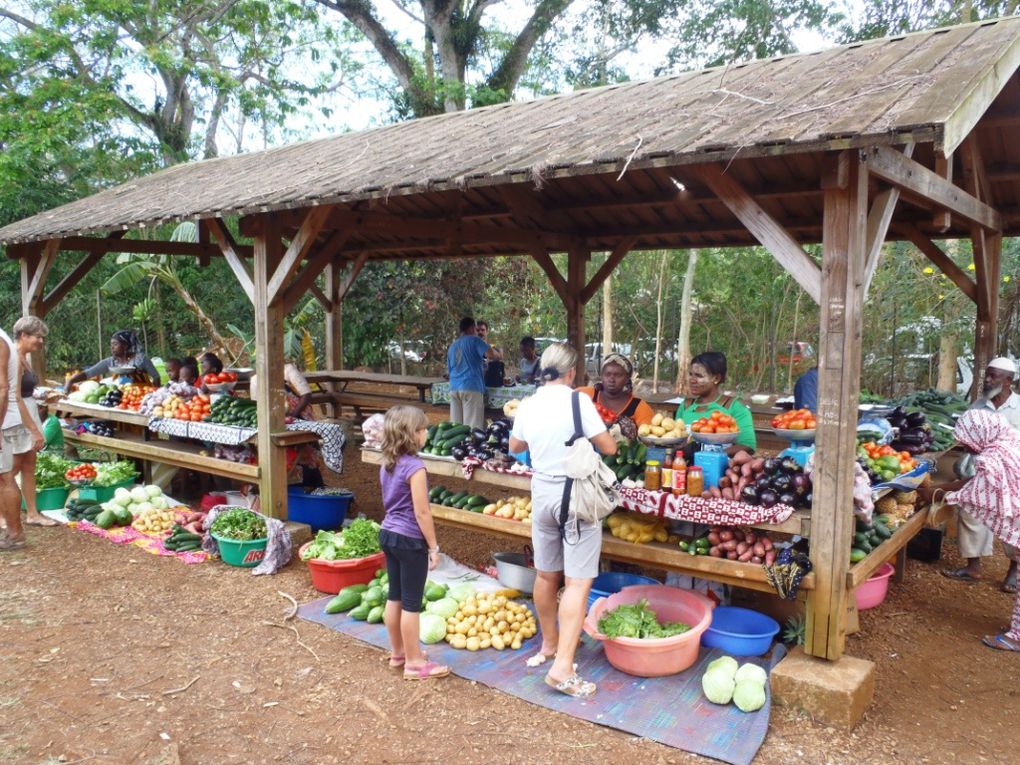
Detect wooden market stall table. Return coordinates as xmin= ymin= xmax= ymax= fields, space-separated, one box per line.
xmin=51 ymin=399 xmax=319 ymax=483
xmin=361 ymin=448 xmax=830 ymax=595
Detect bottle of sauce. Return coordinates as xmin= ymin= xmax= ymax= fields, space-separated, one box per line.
xmin=672 ymin=451 xmax=687 ymax=495
xmin=643 ymin=460 xmax=661 ymax=491
xmin=687 ymin=465 xmax=704 ymax=497
xmin=661 ymin=450 xmax=674 ymax=492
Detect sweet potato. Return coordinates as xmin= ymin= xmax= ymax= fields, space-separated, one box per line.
xmin=721 ymin=487 xmax=735 ymax=501
xmin=707 ymin=531 xmax=721 ymax=546
xmin=741 ymin=463 xmax=755 ymax=478
xmin=719 ymin=529 xmax=734 ymax=542
xmin=764 ymin=549 xmax=777 ymax=566
xmin=750 ymin=458 xmax=765 ymax=472
xmin=727 ymin=550 xmax=739 ymax=560
xmin=738 ymin=550 xmax=753 ymax=562
xmin=761 ymin=536 xmax=773 ymax=551
xmin=708 ymin=486 xmax=722 ymax=499
xmin=731 ymin=451 xmax=751 ymax=465
xmin=750 ymin=555 xmax=763 ymax=565
xmin=709 ymin=546 xmax=722 ymax=557
xmin=744 ymin=531 xmax=757 ymax=545
xmin=722 ymin=539 xmax=738 ymax=551
xmin=752 ymin=542 xmax=765 ymax=558
xmin=719 ymin=476 xmax=731 ymax=489
xmin=736 ymin=541 xmax=749 ymax=555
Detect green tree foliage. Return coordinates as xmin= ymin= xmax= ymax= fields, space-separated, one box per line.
xmin=841 ymin=0 xmax=1020 ymax=42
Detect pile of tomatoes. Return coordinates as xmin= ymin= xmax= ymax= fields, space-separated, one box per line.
xmin=117 ymin=384 xmax=156 ymax=412
xmin=690 ymin=410 xmax=739 ymax=434
xmin=771 ymin=408 xmax=818 ymax=431
xmin=203 ymin=371 xmax=237 ymax=386
xmin=173 ymin=394 xmax=212 ymax=421
xmin=65 ymin=463 xmax=97 ymax=483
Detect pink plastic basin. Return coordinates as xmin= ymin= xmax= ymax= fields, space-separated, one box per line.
xmin=855 ymin=562 xmax=895 ymax=610
xmin=583 ymin=584 xmax=715 ymax=677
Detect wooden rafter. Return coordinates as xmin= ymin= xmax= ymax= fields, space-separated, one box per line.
xmin=279 ymin=228 xmax=353 ymax=313
xmin=41 ymin=231 xmax=126 ymax=314
xmin=309 ymin=283 xmax=332 ymax=312
xmin=206 ymin=218 xmax=255 ymax=304
xmin=51 ymin=235 xmax=253 ymax=259
xmin=864 ymin=145 xmax=1001 ymax=232
xmin=497 ymin=184 xmax=578 ymax=234
xmin=529 ymin=247 xmax=569 ymax=305
xmin=580 ymin=238 xmax=636 ymax=304
xmin=693 ymin=163 xmax=822 ymax=304
xmin=863 ymin=145 xmax=914 ymax=298
xmin=267 ymin=206 xmax=333 ymax=305
xmin=932 ymin=154 xmax=954 ymax=232
xmin=899 ymin=224 xmax=977 ymax=303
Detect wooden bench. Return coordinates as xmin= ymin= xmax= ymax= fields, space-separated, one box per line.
xmin=310 ymin=390 xmax=443 ymax=420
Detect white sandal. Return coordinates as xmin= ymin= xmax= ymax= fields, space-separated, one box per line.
xmin=525 ymin=650 xmax=556 ymax=668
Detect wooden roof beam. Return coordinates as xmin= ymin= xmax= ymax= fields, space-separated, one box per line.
xmin=690 ymin=163 xmax=822 ymax=304
xmin=206 ymin=218 xmax=255 ymax=304
xmin=267 ymin=205 xmax=333 ymax=306
xmin=41 ymin=231 xmax=127 ymax=315
xmin=863 ymin=146 xmax=1001 ymax=232
xmin=279 ymin=228 xmax=353 ymax=313
xmin=899 ymin=224 xmax=978 ymax=303
xmin=864 ymin=145 xmax=914 ymax=299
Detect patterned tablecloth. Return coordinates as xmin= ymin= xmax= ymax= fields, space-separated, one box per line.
xmin=617 ymin=486 xmax=796 ymax=526
xmin=430 ymin=382 xmax=536 ymax=409
xmin=147 ymin=418 xmax=347 ymax=473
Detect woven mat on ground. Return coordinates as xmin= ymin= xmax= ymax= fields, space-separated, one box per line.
xmin=70 ymin=517 xmax=209 ymax=564
xmin=299 ymin=598 xmax=779 ymax=765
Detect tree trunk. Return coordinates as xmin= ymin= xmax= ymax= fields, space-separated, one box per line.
xmin=937 ymin=333 xmax=958 ymax=392
xmin=164 ymin=275 xmax=231 ymax=354
xmin=153 ymin=281 xmax=168 ymax=359
xmin=602 ymin=269 xmax=613 ymax=361
xmin=653 ymin=250 xmax=668 ymax=391
xmin=675 ymin=250 xmax=698 ymax=395
xmin=786 ymin=290 xmax=803 ymax=392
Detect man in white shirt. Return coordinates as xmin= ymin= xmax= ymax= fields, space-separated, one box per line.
xmin=943 ymin=357 xmax=1020 ymax=592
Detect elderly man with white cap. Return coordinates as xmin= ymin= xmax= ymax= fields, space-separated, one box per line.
xmin=939 ymin=357 xmax=1020 ymax=592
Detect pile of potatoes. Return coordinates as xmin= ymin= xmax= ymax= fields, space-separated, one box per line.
xmin=638 ymin=412 xmax=688 ymax=440
xmin=606 ymin=512 xmax=670 ymax=544
xmin=445 ymin=593 xmax=537 ymax=651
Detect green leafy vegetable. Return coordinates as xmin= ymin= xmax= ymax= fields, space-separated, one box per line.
xmin=210 ymin=507 xmax=267 ymax=540
xmin=300 ymin=519 xmax=381 ymax=561
xmin=597 ymin=599 xmax=691 ymax=639
xmin=91 ymin=461 xmax=138 ymax=487
xmin=35 ymin=452 xmax=74 ymax=490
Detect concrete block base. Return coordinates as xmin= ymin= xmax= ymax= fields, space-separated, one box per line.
xmin=770 ymin=646 xmax=875 ymax=730
xmin=284 ymin=521 xmax=313 ymax=548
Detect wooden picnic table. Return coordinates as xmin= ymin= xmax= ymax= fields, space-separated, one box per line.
xmin=304 ymin=370 xmax=443 ymax=402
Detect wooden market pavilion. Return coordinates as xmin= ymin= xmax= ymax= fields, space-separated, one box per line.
xmin=5 ymin=17 xmax=1020 ymax=664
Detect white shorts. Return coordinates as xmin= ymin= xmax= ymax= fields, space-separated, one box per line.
xmin=2 ymin=424 xmax=33 ymax=472
xmin=529 ymin=474 xmax=602 ymax=580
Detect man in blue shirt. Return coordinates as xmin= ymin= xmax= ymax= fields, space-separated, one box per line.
xmin=794 ymin=367 xmax=818 ymax=413
xmin=447 ymin=317 xmax=500 ymax=428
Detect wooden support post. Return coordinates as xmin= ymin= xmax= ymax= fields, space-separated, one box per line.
xmin=806 ymin=150 xmax=868 ymax=662
xmin=324 ymin=259 xmax=344 ymax=417
xmin=253 ymin=215 xmax=288 ymax=520
xmin=932 ymin=153 xmax=953 ymax=233
xmin=566 ymin=246 xmax=589 ymax=382
xmin=19 ymin=239 xmax=59 ymax=379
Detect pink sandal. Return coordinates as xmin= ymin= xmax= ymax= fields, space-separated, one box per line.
xmin=385 ymin=655 xmax=405 ymax=668
xmin=403 ymin=661 xmax=449 ymax=680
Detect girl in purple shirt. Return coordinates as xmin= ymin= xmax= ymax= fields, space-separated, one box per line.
xmin=379 ymin=405 xmax=448 ymax=680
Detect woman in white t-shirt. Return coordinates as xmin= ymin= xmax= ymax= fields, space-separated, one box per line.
xmin=509 ymin=342 xmax=617 ymax=699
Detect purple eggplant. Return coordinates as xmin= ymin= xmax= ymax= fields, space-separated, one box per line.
xmin=759 ymin=489 xmax=779 ymax=508
xmin=778 ymin=492 xmax=797 ymax=507
xmin=740 ymin=485 xmax=760 ymax=505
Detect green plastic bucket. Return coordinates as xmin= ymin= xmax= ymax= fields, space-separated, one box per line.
xmin=77 ymin=477 xmax=136 ymax=504
xmin=212 ymin=533 xmax=268 ymax=568
xmin=22 ymin=486 xmax=70 ymax=511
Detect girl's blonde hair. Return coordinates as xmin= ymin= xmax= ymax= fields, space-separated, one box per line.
xmin=381 ymin=405 xmax=429 ymax=470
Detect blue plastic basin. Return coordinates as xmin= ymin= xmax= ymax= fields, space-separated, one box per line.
xmin=287 ymin=486 xmax=353 ymax=531
xmin=700 ymin=605 xmax=779 ymax=656
xmin=587 ymin=571 xmax=660 ymax=613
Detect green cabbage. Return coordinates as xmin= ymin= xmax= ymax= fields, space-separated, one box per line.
xmin=706 ymin=655 xmax=739 ymax=678
xmin=597 ymin=599 xmax=691 ymax=639
xmin=701 ymin=667 xmax=736 ymax=704
xmin=425 ymin=597 xmax=459 ymax=619
xmin=733 ymin=679 xmax=766 ymax=712
xmin=734 ymin=663 xmax=768 ymax=686
xmin=447 ymin=583 xmax=475 ymax=603
xmin=419 ymin=613 xmax=448 ymax=644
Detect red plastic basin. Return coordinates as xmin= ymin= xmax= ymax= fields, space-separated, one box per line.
xmin=583 ymin=584 xmax=715 ymax=677
xmin=299 ymin=544 xmax=385 ymax=594
xmin=855 ymin=562 xmax=895 ymax=610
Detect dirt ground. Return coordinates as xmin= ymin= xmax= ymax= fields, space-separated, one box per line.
xmin=2 ymin=447 xmax=1020 ymax=765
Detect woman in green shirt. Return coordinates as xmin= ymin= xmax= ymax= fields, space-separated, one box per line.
xmin=675 ymin=351 xmax=756 ymax=457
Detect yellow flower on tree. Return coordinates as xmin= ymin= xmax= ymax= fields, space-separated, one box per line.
xmin=923 ymin=267 xmax=934 ymax=275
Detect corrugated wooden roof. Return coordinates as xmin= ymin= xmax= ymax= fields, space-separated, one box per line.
xmin=3 ymin=16 xmax=1020 ymax=246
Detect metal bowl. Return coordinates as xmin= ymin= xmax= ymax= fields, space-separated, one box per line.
xmin=772 ymin=427 xmax=816 ymax=443
xmin=108 ymin=365 xmax=136 ymax=375
xmin=492 ymin=552 xmax=536 ymax=594
xmin=226 ymin=367 xmax=253 ymax=380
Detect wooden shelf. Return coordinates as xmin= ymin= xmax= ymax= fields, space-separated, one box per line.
xmin=52 ymin=400 xmax=148 ymax=427
xmin=846 ymin=508 xmax=927 ymax=589
xmin=63 ymin=429 xmax=259 ymax=481
xmin=362 ymin=448 xmax=532 ymax=492
xmin=428 ymin=503 xmax=814 ymax=595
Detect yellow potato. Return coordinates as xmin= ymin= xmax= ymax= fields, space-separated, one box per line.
xmin=651 ymin=412 xmax=664 ymax=427
xmin=491 ymin=635 xmax=505 ymax=650
xmin=466 ymin=636 xmax=480 ymax=652
xmin=451 ymin=634 xmax=467 ymax=649
xmin=511 ymin=637 xmax=522 ymax=650
xmin=479 ymin=636 xmax=491 ymax=649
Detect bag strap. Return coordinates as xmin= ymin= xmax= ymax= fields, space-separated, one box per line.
xmin=620 ymin=397 xmax=641 ymax=418
xmin=559 ymin=391 xmax=584 ymax=541
xmin=565 ymin=390 xmax=584 ymax=446
xmin=718 ymin=394 xmax=734 ymax=409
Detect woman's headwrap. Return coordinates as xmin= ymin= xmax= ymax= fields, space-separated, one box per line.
xmin=601 ymin=353 xmax=633 ymax=377
xmin=111 ymin=329 xmax=139 ymax=355
xmin=947 ymin=409 xmax=1020 ymax=549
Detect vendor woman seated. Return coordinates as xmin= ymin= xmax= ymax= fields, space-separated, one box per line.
xmin=578 ymin=353 xmax=654 ymax=427
xmin=675 ymin=351 xmax=755 ymax=456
